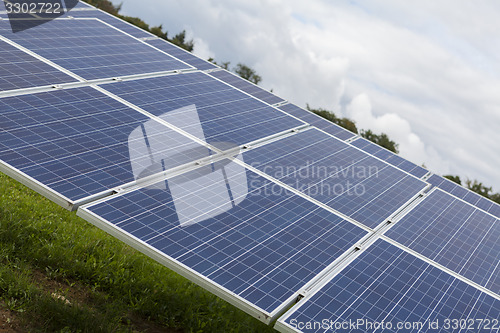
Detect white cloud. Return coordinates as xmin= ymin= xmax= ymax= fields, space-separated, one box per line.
xmin=192 ymin=37 xmax=213 ymax=61
xmin=346 ymin=93 xmax=448 ymax=173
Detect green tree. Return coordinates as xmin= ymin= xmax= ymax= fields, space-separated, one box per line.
xmin=490 ymin=193 xmax=500 ymax=204
xmin=149 ymin=25 xmax=169 ymax=40
xmin=360 ymin=129 xmax=399 ymax=154
xmin=170 ymin=30 xmax=194 ymax=52
xmin=465 ymin=179 xmax=493 ymax=198
xmin=234 ymin=63 xmax=262 ymax=85
xmin=306 ymin=105 xmax=358 ymax=134
xmin=444 ymin=175 xmax=462 ymax=185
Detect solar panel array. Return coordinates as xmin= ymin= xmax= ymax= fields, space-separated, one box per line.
xmin=386 ymin=189 xmax=500 ymax=293
xmin=243 ymin=129 xmax=428 ymax=230
xmin=0 ymin=19 xmax=192 ymax=79
xmin=277 ymin=239 xmax=500 ymax=333
xmin=0 ymin=2 xmax=498 ymax=331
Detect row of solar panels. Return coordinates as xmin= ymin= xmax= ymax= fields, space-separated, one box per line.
xmin=0 ymin=2 xmax=498 ymax=331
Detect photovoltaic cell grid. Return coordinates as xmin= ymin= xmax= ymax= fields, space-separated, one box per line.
xmin=63 ymin=9 xmax=152 ymax=39
xmin=351 ymin=137 xmax=429 ymax=178
xmin=102 ymin=72 xmax=305 ymax=146
xmin=278 ymin=103 xmax=356 ymax=141
xmin=244 ymin=129 xmax=428 ymax=229
xmin=0 ymin=86 xmax=205 ymax=203
xmin=0 ymin=19 xmax=191 ymax=80
xmin=385 ymin=189 xmax=500 ymax=294
xmin=81 ymin=168 xmax=368 ymax=314
xmin=278 ymin=239 xmax=500 ymax=333
xmin=146 ymin=38 xmax=217 ymax=71
xmin=65 ymin=9 xmax=217 ymax=71
xmin=209 ymin=70 xmax=284 ymax=105
xmin=0 ymin=39 xmax=75 ymax=91
xmin=73 ymin=1 xmax=94 ymax=8
xmin=0 ymin=6 xmax=497 ymax=330
xmin=427 ymin=174 xmax=500 ymax=218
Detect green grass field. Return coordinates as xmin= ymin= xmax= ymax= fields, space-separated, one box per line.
xmin=0 ymin=172 xmax=276 ymax=332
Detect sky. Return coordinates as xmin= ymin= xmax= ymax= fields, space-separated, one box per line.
xmin=119 ymin=0 xmax=500 ymax=191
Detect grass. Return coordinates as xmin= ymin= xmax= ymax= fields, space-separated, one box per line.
xmin=0 ymin=172 xmax=276 ymax=332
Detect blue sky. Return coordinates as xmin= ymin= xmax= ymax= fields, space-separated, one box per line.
xmin=119 ymin=0 xmax=500 ymax=191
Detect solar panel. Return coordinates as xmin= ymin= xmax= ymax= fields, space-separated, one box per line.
xmin=243 ymin=128 xmax=428 ymax=229
xmin=0 ymin=39 xmax=75 ymax=91
xmin=209 ymin=70 xmax=285 ymax=105
xmin=0 ymin=86 xmax=206 ymax=208
xmin=278 ymin=103 xmax=356 ymax=141
xmin=79 ymin=164 xmax=368 ymax=320
xmin=428 ymin=174 xmax=500 ymax=218
xmin=145 ymin=38 xmax=217 ymax=71
xmin=63 ymin=9 xmax=153 ymax=39
xmin=277 ymin=239 xmax=500 ymax=333
xmin=101 ymin=72 xmax=305 ymax=145
xmin=385 ymin=189 xmax=500 ymax=293
xmin=352 ymin=137 xmax=429 ymax=178
xmin=1 ymin=7 xmax=498 ymax=331
xmin=0 ymin=18 xmax=192 ymax=80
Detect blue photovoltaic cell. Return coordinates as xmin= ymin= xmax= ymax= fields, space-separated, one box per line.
xmin=64 ymin=7 xmax=210 ymax=69
xmin=0 ymin=19 xmax=191 ymax=80
xmin=0 ymin=40 xmax=75 ymax=91
xmin=386 ymin=189 xmax=500 ymax=293
xmin=351 ymin=137 xmax=429 ymax=178
xmin=146 ymin=39 xmax=217 ymax=71
xmin=428 ymin=174 xmax=500 ymax=218
xmin=209 ymin=70 xmax=284 ymax=105
xmin=0 ymin=86 xmax=205 ymax=203
xmin=73 ymin=2 xmax=94 ymax=8
xmin=278 ymin=103 xmax=356 ymax=141
xmin=244 ymin=129 xmax=428 ymax=229
xmin=102 ymin=72 xmax=305 ymax=146
xmin=280 ymin=239 xmax=500 ymax=333
xmin=83 ymin=167 xmax=367 ymax=314
xmin=63 ymin=9 xmax=152 ymax=38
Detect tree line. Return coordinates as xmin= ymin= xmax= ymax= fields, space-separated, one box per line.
xmin=84 ymin=0 xmax=500 ymax=204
